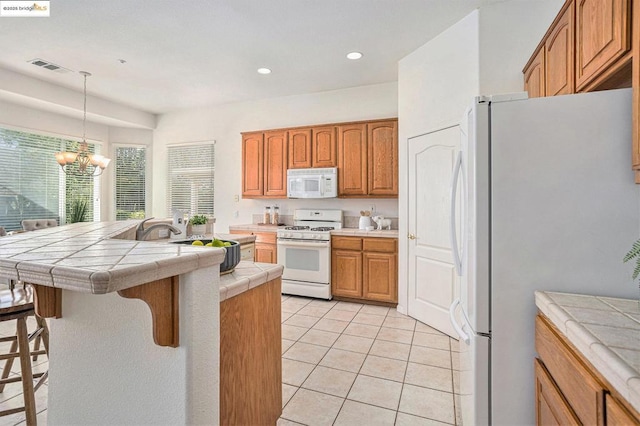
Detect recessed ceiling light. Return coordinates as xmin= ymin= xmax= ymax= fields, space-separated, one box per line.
xmin=346 ymin=52 xmax=363 ymax=60
xmin=257 ymin=68 xmax=272 ymax=74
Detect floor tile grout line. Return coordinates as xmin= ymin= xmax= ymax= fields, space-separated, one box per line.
xmin=281 ymin=295 xmax=457 ymax=426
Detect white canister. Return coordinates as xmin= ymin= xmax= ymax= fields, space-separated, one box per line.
xmin=359 ymin=216 xmax=372 ymax=230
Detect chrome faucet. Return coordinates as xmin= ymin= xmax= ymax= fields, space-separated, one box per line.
xmin=136 ymin=217 xmax=182 ymax=241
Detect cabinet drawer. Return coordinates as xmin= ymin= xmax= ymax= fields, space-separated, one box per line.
xmin=254 ymin=232 xmax=276 ymax=244
xmin=332 ymin=236 xmax=362 ymax=251
xmin=363 ymin=238 xmax=396 ymax=253
xmin=535 ymin=315 xmax=605 ymax=425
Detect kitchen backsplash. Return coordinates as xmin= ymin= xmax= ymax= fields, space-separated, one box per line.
xmin=251 ymin=214 xmax=398 ymax=230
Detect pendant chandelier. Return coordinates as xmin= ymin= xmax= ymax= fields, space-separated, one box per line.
xmin=54 ymin=71 xmax=111 ymax=176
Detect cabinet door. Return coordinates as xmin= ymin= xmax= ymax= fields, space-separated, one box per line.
xmin=331 ymin=249 xmax=362 ymax=298
xmin=255 ymin=243 xmax=277 ymax=264
xmin=534 ymin=359 xmax=580 ymax=426
xmin=524 ymin=47 xmax=546 ymax=98
xmin=536 ymin=315 xmax=605 ymax=425
xmin=362 ymin=252 xmax=397 ymax=303
xmin=546 ymin=1 xmax=575 ymax=96
xmin=338 ymin=124 xmax=368 ymax=196
xmin=288 ymin=128 xmax=312 ymax=169
xmin=367 ymin=120 xmax=398 ymax=196
xmin=263 ymin=131 xmax=288 ymax=197
xmin=312 ymin=126 xmax=337 ymax=168
xmin=575 ymin=0 xmax=631 ymax=90
xmin=242 ymin=133 xmax=264 ymax=197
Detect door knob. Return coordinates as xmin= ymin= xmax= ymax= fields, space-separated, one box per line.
xmin=408 ymin=233 xmax=416 ymax=240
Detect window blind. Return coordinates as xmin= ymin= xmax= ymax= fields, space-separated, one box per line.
xmin=0 ymin=127 xmax=100 ymax=230
xmin=167 ymin=143 xmax=215 ymax=217
xmin=115 ymin=146 xmax=146 ymax=220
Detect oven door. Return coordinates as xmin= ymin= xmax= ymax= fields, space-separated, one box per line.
xmin=277 ymin=239 xmax=330 ymax=284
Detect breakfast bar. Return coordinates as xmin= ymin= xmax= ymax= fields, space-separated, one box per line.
xmin=0 ymin=221 xmax=283 ymax=425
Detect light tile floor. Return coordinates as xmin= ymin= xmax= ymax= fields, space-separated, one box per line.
xmin=0 ymin=296 xmax=461 ymax=426
xmin=279 ymin=295 xmax=461 ymax=426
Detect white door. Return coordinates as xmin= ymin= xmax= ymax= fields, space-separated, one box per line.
xmin=407 ymin=125 xmax=461 ymax=337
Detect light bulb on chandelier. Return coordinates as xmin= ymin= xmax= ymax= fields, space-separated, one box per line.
xmin=54 ymin=71 xmax=111 ymax=176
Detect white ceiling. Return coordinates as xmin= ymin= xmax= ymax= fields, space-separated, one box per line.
xmin=0 ymin=0 xmax=504 ymax=115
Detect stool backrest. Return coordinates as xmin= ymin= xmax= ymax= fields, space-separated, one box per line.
xmin=21 ymin=219 xmax=58 ymax=232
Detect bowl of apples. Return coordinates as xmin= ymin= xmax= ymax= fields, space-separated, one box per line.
xmin=173 ymin=238 xmax=241 ymax=275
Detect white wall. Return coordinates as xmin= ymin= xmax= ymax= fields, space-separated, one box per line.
xmin=153 ymin=82 xmax=399 ymax=232
xmin=397 ymin=0 xmax=564 ymax=314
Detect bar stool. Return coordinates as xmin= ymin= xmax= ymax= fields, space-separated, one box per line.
xmin=0 ymin=286 xmax=49 ymax=425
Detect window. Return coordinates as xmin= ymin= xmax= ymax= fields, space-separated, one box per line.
xmin=167 ymin=143 xmax=215 ymax=217
xmin=0 ymin=127 xmax=101 ymax=230
xmin=115 ymin=146 xmax=146 ymax=220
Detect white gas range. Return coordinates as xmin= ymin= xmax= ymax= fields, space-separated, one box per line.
xmin=277 ymin=209 xmax=343 ymax=299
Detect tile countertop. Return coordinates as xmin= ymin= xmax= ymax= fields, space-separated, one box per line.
xmin=228 ymin=224 xmax=284 ymax=233
xmin=535 ymin=291 xmax=640 ymax=413
xmin=331 ymin=228 xmax=398 ymax=238
xmin=219 ymin=261 xmax=284 ymax=302
xmin=0 ymin=221 xmax=225 ymax=294
xmin=228 ymin=224 xmax=398 ymax=238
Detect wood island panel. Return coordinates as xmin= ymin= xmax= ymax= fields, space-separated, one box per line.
xmin=220 ymin=277 xmax=282 ymax=425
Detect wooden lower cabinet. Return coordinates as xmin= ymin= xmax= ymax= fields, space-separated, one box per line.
xmin=535 ymin=313 xmax=640 ymax=425
xmin=229 ymin=230 xmax=277 ymax=263
xmin=535 ymin=359 xmax=580 ymax=425
xmin=332 ymin=249 xmax=362 ymax=298
xmin=331 ymin=236 xmax=397 ymax=303
xmin=220 ymin=277 xmax=282 ymax=425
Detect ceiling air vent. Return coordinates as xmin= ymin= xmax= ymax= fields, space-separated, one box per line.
xmin=27 ymin=58 xmax=72 ymax=74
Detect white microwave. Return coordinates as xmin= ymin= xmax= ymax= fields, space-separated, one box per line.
xmin=287 ymin=167 xmax=338 ymax=198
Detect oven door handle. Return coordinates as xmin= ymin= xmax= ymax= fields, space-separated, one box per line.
xmin=277 ymin=240 xmax=330 ymax=248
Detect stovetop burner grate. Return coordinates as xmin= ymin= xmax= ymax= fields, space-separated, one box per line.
xmin=284 ymin=226 xmax=310 ymax=230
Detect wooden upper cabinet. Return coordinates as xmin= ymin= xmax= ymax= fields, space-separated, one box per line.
xmin=242 ymin=132 xmax=264 ymax=197
xmin=546 ymin=1 xmax=575 ymax=96
xmin=575 ymin=0 xmax=631 ymax=91
xmin=288 ymin=128 xmax=312 ymax=169
xmin=338 ymin=124 xmax=368 ymax=196
xmin=264 ymin=131 xmax=288 ymax=197
xmin=312 ymin=126 xmax=337 ymax=168
xmin=524 ymin=47 xmax=546 ymax=98
xmin=368 ymin=120 xmax=398 ymax=196
xmin=289 ymin=126 xmax=337 ymax=169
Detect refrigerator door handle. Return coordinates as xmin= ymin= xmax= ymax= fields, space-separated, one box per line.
xmin=449 ymin=298 xmax=470 ymax=344
xmin=449 ymin=150 xmax=463 ymax=276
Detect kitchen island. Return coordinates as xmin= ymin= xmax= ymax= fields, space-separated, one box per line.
xmin=0 ymin=221 xmax=283 ymax=425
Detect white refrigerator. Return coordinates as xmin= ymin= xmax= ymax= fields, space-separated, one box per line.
xmin=448 ymin=88 xmax=640 ymax=425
